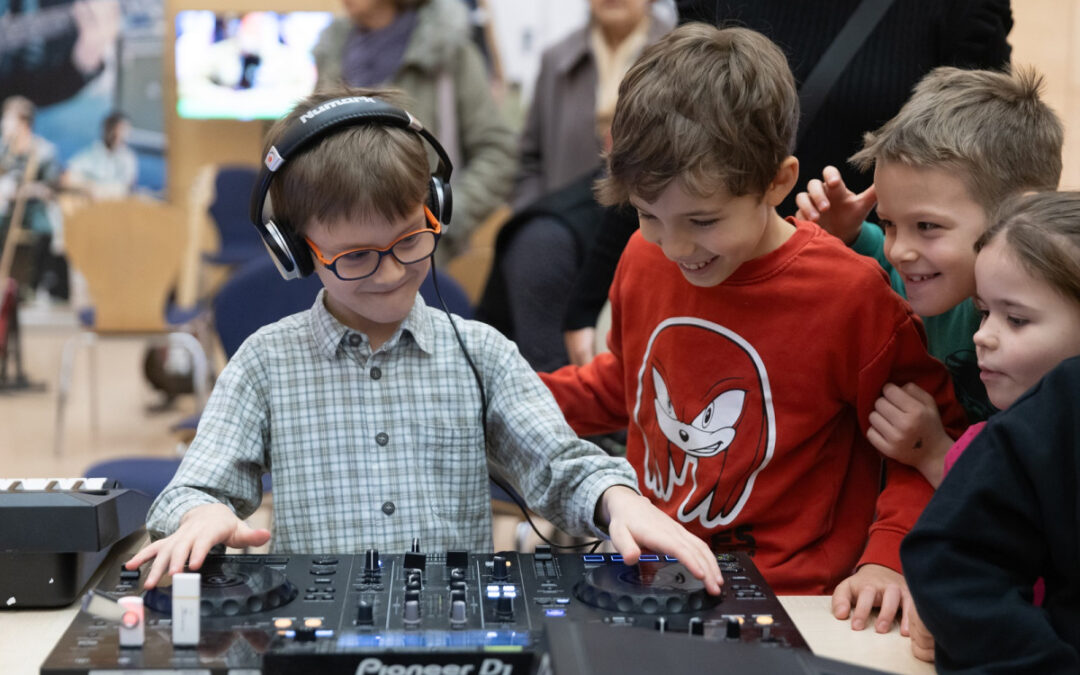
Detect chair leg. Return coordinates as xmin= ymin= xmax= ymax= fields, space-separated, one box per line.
xmin=87 ymin=334 xmax=99 ymax=440
xmin=54 ymin=332 xmax=88 ymax=456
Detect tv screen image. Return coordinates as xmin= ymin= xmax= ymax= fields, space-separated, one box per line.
xmin=175 ymin=10 xmax=333 ymax=120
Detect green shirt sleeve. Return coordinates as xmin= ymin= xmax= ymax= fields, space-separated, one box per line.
xmin=851 ymin=221 xmax=905 ymax=297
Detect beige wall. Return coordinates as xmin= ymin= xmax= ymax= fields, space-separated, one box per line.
xmin=164 ymin=0 xmax=340 ymax=203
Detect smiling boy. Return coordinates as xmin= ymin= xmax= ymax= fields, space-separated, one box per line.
xmin=126 ymin=88 xmax=722 ymax=593
xmin=795 ymin=67 xmax=1064 ymax=485
xmin=541 ymin=24 xmax=966 ymax=635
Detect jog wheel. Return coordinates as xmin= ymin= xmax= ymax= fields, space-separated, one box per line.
xmin=573 ymin=561 xmax=721 ymax=614
xmin=143 ymin=558 xmax=298 ymax=617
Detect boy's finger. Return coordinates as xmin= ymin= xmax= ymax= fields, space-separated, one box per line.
xmin=822 ymin=165 xmax=842 ymax=186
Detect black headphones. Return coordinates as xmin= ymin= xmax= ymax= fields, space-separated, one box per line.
xmin=249 ymin=95 xmax=454 ymax=280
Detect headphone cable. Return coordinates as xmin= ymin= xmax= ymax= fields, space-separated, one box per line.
xmin=429 ymin=263 xmax=603 ymax=552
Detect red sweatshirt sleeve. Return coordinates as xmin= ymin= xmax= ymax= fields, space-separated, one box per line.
xmin=855 ymin=310 xmax=968 ymax=572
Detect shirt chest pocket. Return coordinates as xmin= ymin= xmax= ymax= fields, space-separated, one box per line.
xmin=415 ymin=424 xmax=489 ymax=522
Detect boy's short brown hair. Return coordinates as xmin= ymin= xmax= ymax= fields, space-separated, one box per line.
xmin=851 ymin=67 xmax=1064 ymax=214
xmin=263 ymin=87 xmax=431 ymax=236
xmin=596 ymin=23 xmax=798 ymax=206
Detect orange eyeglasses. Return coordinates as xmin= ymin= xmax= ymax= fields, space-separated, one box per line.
xmin=305 ymin=205 xmax=442 ymax=281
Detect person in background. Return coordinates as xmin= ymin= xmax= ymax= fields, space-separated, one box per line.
xmin=0 ymin=0 xmax=122 ymax=106
xmin=480 ymin=0 xmax=673 ymax=372
xmin=0 ymin=95 xmax=66 ymax=301
xmin=794 ymin=67 xmax=1063 ymax=486
xmin=63 ymin=110 xmax=137 ymax=200
xmin=313 ymin=0 xmax=516 ymax=262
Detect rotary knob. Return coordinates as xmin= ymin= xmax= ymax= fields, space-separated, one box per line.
xmin=572 ymin=562 xmax=719 ymax=615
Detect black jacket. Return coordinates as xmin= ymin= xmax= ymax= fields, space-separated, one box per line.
xmin=902 ymin=355 xmax=1080 ymax=673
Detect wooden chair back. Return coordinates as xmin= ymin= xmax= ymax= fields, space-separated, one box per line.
xmin=64 ymin=199 xmax=188 ymax=333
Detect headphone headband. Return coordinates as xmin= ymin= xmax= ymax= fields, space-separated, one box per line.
xmin=249 ymin=96 xmax=453 ymax=228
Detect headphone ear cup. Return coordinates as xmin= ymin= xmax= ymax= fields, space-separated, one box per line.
xmin=261 ymin=220 xmax=314 ymax=280
xmin=428 ymin=177 xmax=452 ymax=226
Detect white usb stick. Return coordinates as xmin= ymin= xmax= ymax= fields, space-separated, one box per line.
xmin=171 ymin=573 xmax=201 ymax=646
xmin=117 ymin=596 xmax=145 ymax=648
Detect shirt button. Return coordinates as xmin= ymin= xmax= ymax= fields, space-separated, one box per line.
xmin=375 ymin=432 xmax=389 ymax=446
xmin=381 ymin=501 xmax=395 ymax=516
xmin=370 ymin=366 xmax=382 ymax=380
xmin=348 ymin=333 xmax=362 ymax=347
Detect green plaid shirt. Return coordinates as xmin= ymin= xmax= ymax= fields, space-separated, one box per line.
xmin=147 ymin=290 xmax=637 ymax=553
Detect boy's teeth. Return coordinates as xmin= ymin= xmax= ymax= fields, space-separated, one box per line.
xmin=683 ymin=260 xmax=708 ymax=270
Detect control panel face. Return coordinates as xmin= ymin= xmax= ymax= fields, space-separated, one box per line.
xmin=41 ymin=549 xmax=806 ymax=674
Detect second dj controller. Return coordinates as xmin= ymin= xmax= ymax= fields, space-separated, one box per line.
xmin=41 ymin=547 xmax=808 ymax=674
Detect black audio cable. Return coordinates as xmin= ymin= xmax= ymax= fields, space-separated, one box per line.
xmin=429 ymin=263 xmax=603 ymax=552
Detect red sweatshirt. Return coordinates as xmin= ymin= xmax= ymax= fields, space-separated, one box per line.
xmin=542 ymin=220 xmax=966 ymax=594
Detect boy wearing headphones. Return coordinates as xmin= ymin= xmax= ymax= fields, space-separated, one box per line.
xmin=126 ymin=88 xmax=722 ymax=592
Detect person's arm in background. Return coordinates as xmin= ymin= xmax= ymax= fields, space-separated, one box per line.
xmin=441 ymin=39 xmax=517 ymax=251
xmin=562 ymin=204 xmax=637 ymax=365
xmin=902 ymin=357 xmax=1080 ymax=673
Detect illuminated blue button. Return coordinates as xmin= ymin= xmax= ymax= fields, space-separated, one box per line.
xmin=487 ymin=584 xmax=500 ymax=598
xmin=664 ymin=555 xmax=679 ymax=562
xmin=582 ymin=554 xmax=605 ymax=563
xmin=315 ymin=629 xmax=334 ymax=638
xmin=544 ymin=608 xmax=566 ymax=617
xmin=555 ymin=597 xmax=570 ymax=605
xmin=502 ymin=585 xmax=516 ymax=595
xmin=610 ymin=554 xmax=624 ymax=562
xmin=639 ymin=554 xmax=660 ymax=562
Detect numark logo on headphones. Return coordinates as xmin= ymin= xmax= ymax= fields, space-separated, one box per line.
xmin=299 ymin=96 xmax=380 ymax=124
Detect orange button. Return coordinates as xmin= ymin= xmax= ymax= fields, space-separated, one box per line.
xmin=274 ymin=618 xmax=293 ymax=629
xmin=304 ymin=618 xmax=323 ymax=628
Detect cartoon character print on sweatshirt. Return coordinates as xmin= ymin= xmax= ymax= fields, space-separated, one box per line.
xmin=632 ymin=318 xmax=775 ymax=528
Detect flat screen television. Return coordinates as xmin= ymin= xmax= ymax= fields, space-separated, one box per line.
xmin=175 ymin=10 xmax=333 ymax=120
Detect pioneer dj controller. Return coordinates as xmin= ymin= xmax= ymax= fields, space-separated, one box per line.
xmin=41 ymin=547 xmax=808 ymax=674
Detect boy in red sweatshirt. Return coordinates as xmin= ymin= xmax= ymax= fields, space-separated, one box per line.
xmin=541 ymin=23 xmax=966 ymax=636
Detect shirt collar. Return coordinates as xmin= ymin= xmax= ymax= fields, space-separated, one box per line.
xmin=308 ymin=288 xmax=437 ymax=359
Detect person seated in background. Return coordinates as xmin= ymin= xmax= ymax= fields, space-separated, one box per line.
xmin=0 ymin=0 xmax=122 ymax=106
xmin=63 ymin=111 xmax=137 ymax=200
xmin=124 ymin=87 xmax=722 ymax=594
xmin=313 ymin=0 xmax=516 ymax=262
xmin=902 ymin=357 xmax=1080 ymax=671
xmin=539 ymin=24 xmax=966 ymax=639
xmin=0 ymin=95 xmax=67 ymax=302
xmin=479 ymin=0 xmax=673 ymax=372
xmin=794 ymin=66 xmax=1063 ymax=486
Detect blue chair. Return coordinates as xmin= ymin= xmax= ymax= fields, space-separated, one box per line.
xmin=204 ymin=165 xmax=267 ymax=266
xmin=83 ymin=457 xmax=272 ymax=499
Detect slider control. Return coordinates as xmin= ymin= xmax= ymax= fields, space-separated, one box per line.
xmin=496 ymin=592 xmax=514 ymax=621
xmin=118 ymin=596 xmax=144 ymax=648
xmin=356 ymin=600 xmax=374 ymax=626
xmin=403 ymin=599 xmax=421 ymax=626
xmin=492 ymin=555 xmax=508 ymax=581
xmin=450 ymin=599 xmax=467 ymax=626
